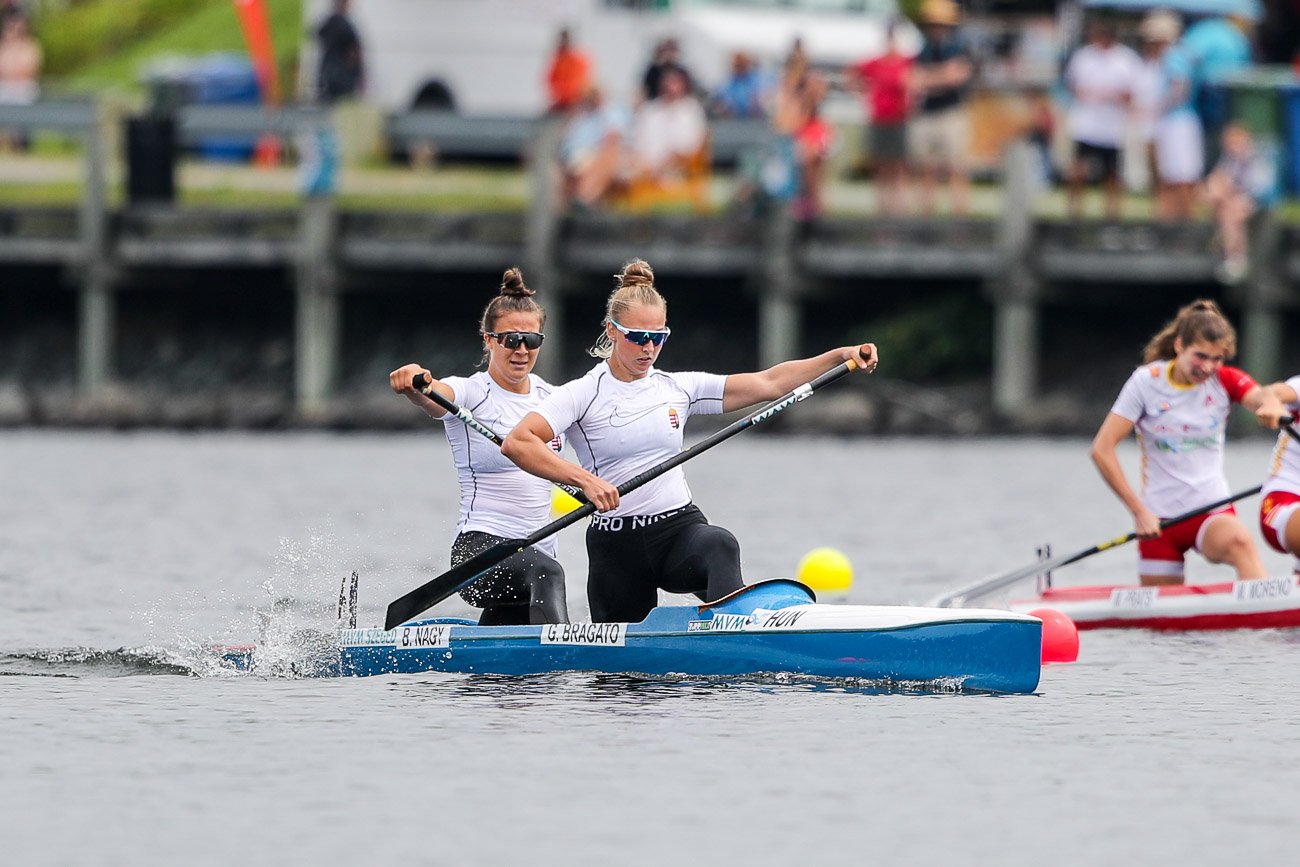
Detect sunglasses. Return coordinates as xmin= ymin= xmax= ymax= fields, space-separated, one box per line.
xmin=610 ymin=319 xmax=671 ymax=347
xmin=486 ymin=331 xmax=545 ymax=350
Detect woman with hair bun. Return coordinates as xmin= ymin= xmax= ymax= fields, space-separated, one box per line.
xmin=389 ymin=268 xmax=568 ymax=625
xmin=1090 ymin=299 xmax=1285 ymax=586
xmin=501 ymin=258 xmax=878 ymax=624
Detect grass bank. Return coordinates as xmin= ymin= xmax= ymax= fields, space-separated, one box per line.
xmin=38 ymin=0 xmax=301 ymax=97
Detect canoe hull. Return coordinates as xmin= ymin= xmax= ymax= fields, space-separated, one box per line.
xmin=1010 ymin=575 xmax=1300 ymax=631
xmin=341 ymin=581 xmax=1043 ymax=693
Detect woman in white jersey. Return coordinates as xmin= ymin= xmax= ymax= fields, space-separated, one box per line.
xmin=389 ymin=268 xmax=567 ymax=625
xmin=1091 ymin=299 xmax=1283 ymax=586
xmin=501 ymin=259 xmax=878 ymax=623
xmin=1258 ymin=377 xmax=1300 ymax=575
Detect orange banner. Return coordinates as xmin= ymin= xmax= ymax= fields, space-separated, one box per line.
xmin=232 ymin=0 xmax=280 ymax=105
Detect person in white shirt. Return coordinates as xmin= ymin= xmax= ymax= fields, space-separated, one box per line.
xmin=1258 ymin=377 xmax=1300 ymax=575
xmin=1064 ymin=18 xmax=1141 ymax=219
xmin=628 ymin=67 xmax=707 ymax=183
xmin=389 ymin=268 xmax=568 ymax=625
xmin=501 ymin=258 xmax=878 ymax=623
xmin=1091 ymin=299 xmax=1284 ymax=586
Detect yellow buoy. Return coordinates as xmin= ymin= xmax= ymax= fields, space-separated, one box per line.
xmin=797 ymin=547 xmax=854 ymax=594
xmin=551 ymin=486 xmax=583 ymax=518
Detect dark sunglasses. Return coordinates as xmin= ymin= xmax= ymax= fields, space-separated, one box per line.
xmin=487 ymin=331 xmax=545 ymax=350
xmin=610 ymin=319 xmax=671 ymax=347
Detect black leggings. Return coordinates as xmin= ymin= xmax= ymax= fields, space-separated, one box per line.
xmin=451 ymin=531 xmax=568 ymax=626
xmin=585 ymin=504 xmax=743 ymax=623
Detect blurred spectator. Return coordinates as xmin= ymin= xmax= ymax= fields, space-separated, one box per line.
xmin=793 ymin=75 xmax=833 ymax=219
xmin=1204 ymin=122 xmax=1275 ymax=283
xmin=908 ymin=0 xmax=973 ymax=216
xmin=851 ymin=20 xmax=912 ymax=215
xmin=785 ymin=37 xmax=810 ymax=83
xmin=560 ymin=85 xmax=629 ymax=209
xmin=628 ymin=66 xmax=707 ymax=184
xmin=723 ymin=55 xmax=802 ymax=213
xmin=642 ymin=37 xmax=694 ymax=103
xmin=546 ymin=28 xmax=591 ymax=115
xmin=1132 ymin=19 xmax=1166 ymax=192
xmin=712 ymin=52 xmax=767 ymax=119
xmin=0 ymin=11 xmax=40 ymax=152
xmin=1182 ymin=11 xmax=1253 ymax=167
xmin=1064 ymin=17 xmax=1139 ymax=219
xmin=0 ymin=0 xmax=26 ymax=31
xmin=1141 ymin=10 xmax=1202 ymax=221
xmin=1024 ymin=89 xmax=1057 ymax=191
xmin=315 ymin=0 xmax=364 ymax=104
xmin=767 ymin=54 xmax=831 ymax=218
xmin=768 ymin=52 xmax=809 ymax=187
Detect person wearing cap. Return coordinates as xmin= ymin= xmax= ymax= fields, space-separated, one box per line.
xmin=907 ymin=0 xmax=973 ymax=216
xmin=1063 ymin=16 xmax=1141 ymax=219
xmin=1141 ymin=9 xmax=1202 ymax=220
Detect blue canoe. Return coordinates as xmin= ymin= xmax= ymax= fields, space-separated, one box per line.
xmin=313 ymin=580 xmax=1041 ymax=693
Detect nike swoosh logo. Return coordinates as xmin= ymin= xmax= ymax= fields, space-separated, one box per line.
xmin=609 ymin=405 xmax=665 ymax=428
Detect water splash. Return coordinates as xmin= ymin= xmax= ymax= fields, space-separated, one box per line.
xmin=240 ymin=602 xmax=341 ymax=678
xmin=84 ymin=529 xmax=360 ymax=679
xmin=240 ymin=531 xmax=352 ymax=677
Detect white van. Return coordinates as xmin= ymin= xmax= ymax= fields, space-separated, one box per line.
xmin=302 ymin=0 xmax=911 ymax=118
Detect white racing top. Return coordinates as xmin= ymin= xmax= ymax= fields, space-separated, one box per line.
xmin=442 ymin=372 xmax=562 ymax=556
xmin=1264 ymin=374 xmax=1300 ymax=496
xmin=1110 ymin=361 xmax=1257 ymax=517
xmin=533 ymin=362 xmax=726 ymax=518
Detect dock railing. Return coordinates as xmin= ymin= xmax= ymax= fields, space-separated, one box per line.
xmin=1 ymin=98 xmax=1298 ymax=421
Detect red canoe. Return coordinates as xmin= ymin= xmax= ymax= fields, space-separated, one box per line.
xmin=1009 ymin=575 xmax=1300 ymax=631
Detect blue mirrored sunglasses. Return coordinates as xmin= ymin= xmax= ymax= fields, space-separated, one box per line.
xmin=487 ymin=331 xmax=545 ymax=350
xmin=610 ymin=319 xmax=671 ymax=347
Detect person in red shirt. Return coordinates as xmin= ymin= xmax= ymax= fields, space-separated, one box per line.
xmin=794 ymin=75 xmax=834 ymax=219
xmin=546 ymin=28 xmax=591 ymax=115
xmin=852 ymin=21 xmax=912 ymax=215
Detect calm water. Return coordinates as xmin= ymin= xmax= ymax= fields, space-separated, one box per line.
xmin=4 ymin=430 xmax=1299 ymax=865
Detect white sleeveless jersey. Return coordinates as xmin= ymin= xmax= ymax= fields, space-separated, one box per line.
xmin=533 ymin=362 xmax=727 ymax=518
xmin=1264 ymin=374 xmax=1300 ymax=496
xmin=441 ymin=372 xmax=562 ymax=556
xmin=1110 ymin=362 xmax=1257 ymax=517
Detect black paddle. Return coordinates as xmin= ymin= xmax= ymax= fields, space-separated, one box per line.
xmin=410 ymin=372 xmax=587 ymax=504
xmin=928 ymin=485 xmax=1264 ymax=608
xmin=385 ymin=357 xmax=862 ymax=628
xmin=1284 ymin=421 xmax=1300 ymax=445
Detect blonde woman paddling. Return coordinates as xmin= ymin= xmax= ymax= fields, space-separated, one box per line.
xmin=502 ymin=259 xmax=878 ymax=623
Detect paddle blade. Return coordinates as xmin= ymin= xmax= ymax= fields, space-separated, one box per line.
xmin=383 ymin=538 xmax=525 ymax=629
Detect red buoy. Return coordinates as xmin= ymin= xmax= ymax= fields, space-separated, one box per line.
xmin=1029 ymin=608 xmax=1079 ymax=664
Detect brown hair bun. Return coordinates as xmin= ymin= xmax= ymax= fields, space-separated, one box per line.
xmin=499 ymin=267 xmax=535 ymax=298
